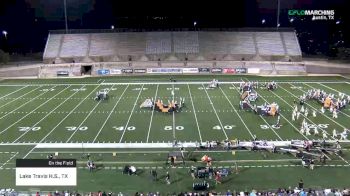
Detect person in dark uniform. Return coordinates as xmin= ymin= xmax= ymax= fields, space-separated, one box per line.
xmin=298 ymin=179 xmax=304 ymax=189
xmin=170 ymin=156 xmax=175 ymax=167
xmin=150 ymin=169 xmax=157 ymax=181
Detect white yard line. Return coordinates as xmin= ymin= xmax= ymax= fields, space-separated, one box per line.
xmin=0 ymin=85 xmax=28 ymax=99
xmin=146 ymin=84 xmax=159 ymax=142
xmin=66 ymin=85 xmax=115 ymax=142
xmin=0 ymin=86 xmax=42 ymax=111
xmin=0 ymin=85 xmax=63 ymax=135
xmin=0 ymin=152 xmax=18 ymax=169
xmin=260 ymin=91 xmax=308 ymax=140
xmin=92 ymin=85 xmax=130 ymax=143
xmin=336 ymin=154 xmax=350 ymax=165
xmin=272 ymin=83 xmax=350 ymax=165
xmin=13 ymin=85 xmax=86 ymax=143
xmin=257 ymin=81 xmax=336 ymax=141
xmin=221 ymin=85 xmax=255 ymax=139
xmin=119 ymin=84 xmax=145 ymax=143
xmin=0 ymin=81 xmax=347 ymax=87
xmin=202 ymin=84 xmax=228 ymax=140
xmin=317 ymin=83 xmax=349 ymax=97
xmin=282 ymin=83 xmax=348 ymax=129
xmin=22 ymin=85 xmax=101 ymax=159
xmin=187 ymin=84 xmax=203 ymax=143
xmin=309 ymin=83 xmax=350 ymax=118
xmin=172 ymin=84 xmax=176 ymax=139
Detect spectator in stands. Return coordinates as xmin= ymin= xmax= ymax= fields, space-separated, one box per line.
xmin=36 ymin=192 xmax=40 ymax=196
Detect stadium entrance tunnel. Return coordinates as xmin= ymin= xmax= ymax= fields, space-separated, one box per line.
xmin=81 ymin=65 xmax=92 ymax=75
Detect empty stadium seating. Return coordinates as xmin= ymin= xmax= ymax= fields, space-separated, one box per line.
xmin=43 ymin=34 xmax=63 ymax=58
xmin=43 ymin=30 xmax=302 ymax=63
xmin=255 ymin=32 xmax=285 ymax=56
xmin=89 ymin=33 xmax=118 ymax=56
xmin=60 ymin=34 xmax=89 ymax=57
xmin=281 ymin=32 xmax=302 ymax=56
xmin=145 ymin=32 xmax=172 ymax=54
xmin=173 ymin=32 xmax=199 ymax=54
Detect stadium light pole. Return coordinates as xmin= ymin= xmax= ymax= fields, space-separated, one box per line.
xmin=276 ymin=0 xmax=280 ymax=29
xmin=2 ymin=31 xmax=7 ymax=39
xmin=64 ymin=0 xmax=68 ymax=33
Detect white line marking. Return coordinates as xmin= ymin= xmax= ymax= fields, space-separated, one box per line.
xmin=282 ymin=83 xmax=347 ymax=129
xmin=13 ymin=85 xmax=85 ymax=143
xmin=221 ymin=85 xmax=255 ymax=139
xmin=274 ymin=83 xmax=350 ymax=165
xmin=66 ymin=85 xmax=115 ymax=142
xmin=202 ymin=84 xmax=228 ymax=140
xmin=119 ymin=84 xmax=145 ymax=143
xmin=146 ymin=84 xmax=159 ymax=142
xmin=0 ymin=152 xmax=18 ymax=169
xmin=260 ymin=85 xmax=314 ymax=140
xmin=308 ymin=83 xmax=350 ymax=118
xmin=0 ymin=86 xmax=63 ymax=135
xmin=187 ymin=84 xmax=203 ymax=142
xmin=0 ymin=81 xmax=347 ymax=87
xmin=92 ymin=85 xmax=129 ymax=142
xmin=0 ymin=86 xmax=42 ymax=114
xmin=0 ymin=85 xmax=28 ymax=99
xmin=172 ymin=84 xmax=176 ymax=139
xmin=26 ymin=85 xmax=101 ymax=145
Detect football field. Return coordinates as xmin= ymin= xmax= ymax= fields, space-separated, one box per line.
xmin=0 ymin=75 xmax=350 ymax=193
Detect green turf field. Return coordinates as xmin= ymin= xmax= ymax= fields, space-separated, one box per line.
xmin=0 ymin=75 xmax=349 ymax=193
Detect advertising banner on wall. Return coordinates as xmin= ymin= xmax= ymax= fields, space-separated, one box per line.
xmin=248 ymin=68 xmax=260 ymax=74
xmin=57 ymin=71 xmax=69 ymax=76
xmin=122 ymin=69 xmax=133 ymax=74
xmin=198 ymin=68 xmax=210 ymax=73
xmin=146 ymin=68 xmax=182 ymax=74
xmin=223 ymin=68 xmax=236 ymax=74
xmin=235 ymin=68 xmax=247 ymax=74
xmin=182 ymin=68 xmax=199 ymax=74
xmin=110 ymin=69 xmax=122 ymax=75
xmin=211 ymin=68 xmax=222 ymax=73
xmin=134 ymin=69 xmax=147 ymax=73
xmin=97 ymin=69 xmax=110 ymax=75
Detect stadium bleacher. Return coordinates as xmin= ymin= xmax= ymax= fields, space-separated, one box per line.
xmin=59 ymin=34 xmax=89 ymax=58
xmin=145 ymin=32 xmax=172 ymax=54
xmin=43 ymin=30 xmax=302 ymax=64
xmin=255 ymin=32 xmax=285 ymax=56
xmin=173 ymin=32 xmax=199 ymax=54
xmin=89 ymin=33 xmax=118 ymax=57
xmin=43 ymin=34 xmax=62 ymax=59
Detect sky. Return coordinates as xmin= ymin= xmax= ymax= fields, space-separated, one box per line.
xmin=0 ymin=0 xmax=348 ymax=55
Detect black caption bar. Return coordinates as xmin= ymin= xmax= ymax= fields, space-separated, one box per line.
xmin=16 ymin=159 xmax=76 ymax=168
